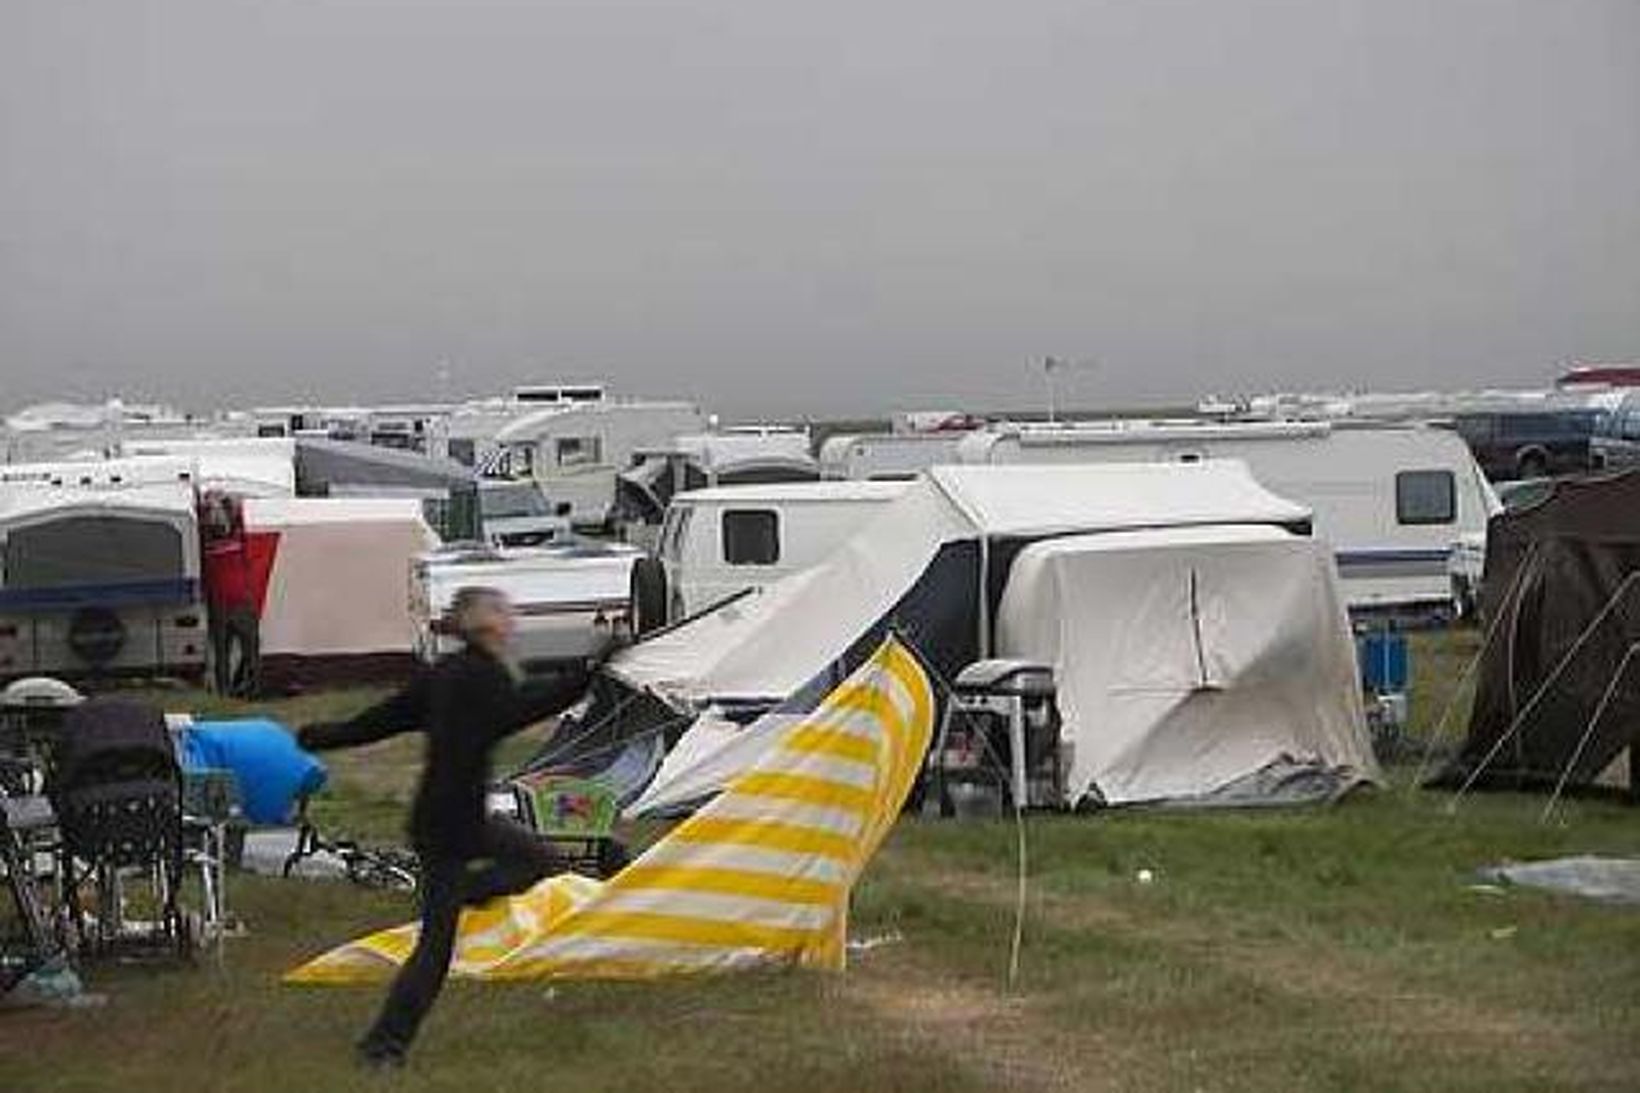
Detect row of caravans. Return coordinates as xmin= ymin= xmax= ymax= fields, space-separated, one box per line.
xmin=644 ymin=419 xmax=1498 ymax=629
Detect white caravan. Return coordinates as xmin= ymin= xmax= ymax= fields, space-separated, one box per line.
xmin=613 ymin=462 xmax=1376 ymax=810
xmin=818 ymin=431 xmax=974 ymax=480
xmin=645 ymin=480 xmax=909 ymax=625
xmin=485 ymin=399 xmax=706 ymax=529
xmin=0 ymin=481 xmax=206 ymax=681
xmin=956 ymin=420 xmax=1499 ymax=614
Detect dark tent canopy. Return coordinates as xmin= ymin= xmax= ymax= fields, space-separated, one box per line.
xmin=1439 ymin=471 xmax=1640 ymax=794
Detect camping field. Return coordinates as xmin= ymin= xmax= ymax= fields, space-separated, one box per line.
xmin=4 ymin=631 xmax=1639 ymax=1092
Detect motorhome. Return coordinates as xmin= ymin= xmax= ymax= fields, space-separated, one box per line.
xmin=485 ymin=398 xmax=706 ymax=529
xmin=956 ymin=420 xmax=1499 ymax=614
xmin=0 ymin=480 xmax=206 ymax=681
xmin=638 ymin=480 xmax=909 ymax=629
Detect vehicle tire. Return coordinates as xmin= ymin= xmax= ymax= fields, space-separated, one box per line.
xmin=214 ymin=609 xmax=261 ymax=698
xmin=629 ymin=557 xmax=668 ymax=637
xmin=1517 ymin=451 xmax=1549 ymax=480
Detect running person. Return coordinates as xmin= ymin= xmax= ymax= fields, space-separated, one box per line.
xmin=299 ymin=586 xmax=592 ymax=1068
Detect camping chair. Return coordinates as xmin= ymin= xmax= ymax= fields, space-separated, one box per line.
xmin=501 ymin=770 xmax=628 ymax=879
xmin=1 ymin=755 xmax=67 ymax=992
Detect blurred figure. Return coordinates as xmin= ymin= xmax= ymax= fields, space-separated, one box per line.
xmin=299 ymin=586 xmax=591 ymax=1068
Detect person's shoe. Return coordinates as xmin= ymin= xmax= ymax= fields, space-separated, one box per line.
xmin=355 ymin=1040 xmax=407 ymax=1072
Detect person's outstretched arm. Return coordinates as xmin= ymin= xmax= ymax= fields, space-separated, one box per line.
xmin=298 ymin=670 xmax=432 ymax=752
xmin=490 ymin=663 xmax=593 ymax=741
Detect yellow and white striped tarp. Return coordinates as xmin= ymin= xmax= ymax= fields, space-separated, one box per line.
xmin=285 ymin=635 xmax=932 ymax=984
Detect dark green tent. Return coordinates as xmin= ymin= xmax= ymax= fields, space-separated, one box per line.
xmin=1439 ymin=471 xmax=1640 ymax=795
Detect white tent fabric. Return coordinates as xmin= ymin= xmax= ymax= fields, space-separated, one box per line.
xmin=244 ymin=497 xmax=437 ymax=657
xmin=626 ymin=711 xmax=806 ymax=816
xmin=610 ymin=462 xmax=1310 ymax=708
xmin=995 ymin=526 xmax=1376 ymax=804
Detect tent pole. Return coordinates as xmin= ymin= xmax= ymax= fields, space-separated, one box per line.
xmin=1450 ymin=570 xmax=1640 ymax=807
xmin=1541 ymin=641 xmax=1640 ymax=823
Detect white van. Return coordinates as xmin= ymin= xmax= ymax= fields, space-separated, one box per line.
xmin=639 ymin=480 xmax=909 ymax=627
xmin=485 ymin=399 xmax=706 ymax=529
xmin=957 ymin=420 xmax=1499 ymax=614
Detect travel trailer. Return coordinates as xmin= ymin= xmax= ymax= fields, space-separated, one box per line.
xmin=1 ymin=400 xmax=206 ymax=464
xmin=0 ymin=481 xmax=206 ymax=681
xmin=955 ymin=420 xmax=1499 ymax=614
xmin=636 ymin=480 xmax=909 ymax=630
xmin=817 ymin=431 xmax=973 ymax=480
xmin=485 ymin=398 xmax=706 ymax=529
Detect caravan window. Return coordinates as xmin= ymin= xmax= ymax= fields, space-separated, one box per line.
xmin=447 ymin=438 xmax=476 ymax=466
xmin=1395 ymin=470 xmax=1456 ymax=525
xmin=556 ymin=436 xmax=602 ymax=468
xmin=4 ymin=517 xmax=186 ymax=588
xmin=722 ymin=509 xmax=780 ymax=566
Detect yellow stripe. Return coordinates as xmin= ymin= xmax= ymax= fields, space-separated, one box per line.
xmin=668 ymin=816 xmax=855 ymax=861
xmin=781 ymin=724 xmax=880 ymax=765
xmin=609 ymin=865 xmax=841 ymax=906
xmin=552 ymin=910 xmax=824 ymax=950
xmin=730 ymin=772 xmax=873 ymax=813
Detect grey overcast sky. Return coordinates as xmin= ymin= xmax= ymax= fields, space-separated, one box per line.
xmin=2 ymin=0 xmax=1637 ymax=418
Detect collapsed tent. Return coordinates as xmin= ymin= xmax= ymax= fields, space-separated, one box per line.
xmin=286 ymin=635 xmax=931 ymax=984
xmin=583 ymin=462 xmax=1374 ymax=809
xmin=1440 ymin=471 xmax=1640 ymax=793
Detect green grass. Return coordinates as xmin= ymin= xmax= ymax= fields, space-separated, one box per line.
xmin=4 ymin=631 xmax=1638 ymax=1091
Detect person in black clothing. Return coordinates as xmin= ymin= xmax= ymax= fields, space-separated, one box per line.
xmin=298 ymin=586 xmax=592 ymax=1068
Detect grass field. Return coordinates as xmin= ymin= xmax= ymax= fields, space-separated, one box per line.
xmin=4 ymin=632 xmax=1639 ymax=1091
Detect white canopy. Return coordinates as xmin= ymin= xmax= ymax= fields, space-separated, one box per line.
xmin=996 ymin=525 xmax=1376 ymax=805
xmin=610 ymin=462 xmax=1310 ymax=708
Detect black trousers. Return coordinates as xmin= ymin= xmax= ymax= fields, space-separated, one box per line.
xmin=360 ymin=818 xmax=561 ymax=1055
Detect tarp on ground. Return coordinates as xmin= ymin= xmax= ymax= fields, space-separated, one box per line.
xmin=285 ymin=634 xmax=933 ymax=984
xmin=993 ymin=526 xmax=1376 ymax=805
xmin=1438 ymin=471 xmax=1640 ymax=792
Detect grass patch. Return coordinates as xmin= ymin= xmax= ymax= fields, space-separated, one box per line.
xmin=4 ymin=631 xmax=1638 ymax=1091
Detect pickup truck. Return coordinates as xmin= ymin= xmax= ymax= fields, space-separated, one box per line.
xmin=1451 ymin=411 xmax=1599 ymax=481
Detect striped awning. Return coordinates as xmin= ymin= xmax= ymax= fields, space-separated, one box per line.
xmin=286 ymin=634 xmax=933 ymax=983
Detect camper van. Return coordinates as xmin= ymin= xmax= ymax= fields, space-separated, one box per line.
xmin=485 ymin=398 xmax=706 ymax=529
xmin=956 ymin=420 xmax=1499 ymax=614
xmin=639 ymin=480 xmax=909 ymax=627
xmin=0 ymin=481 xmax=206 ymax=681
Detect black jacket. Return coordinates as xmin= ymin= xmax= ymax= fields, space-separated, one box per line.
xmin=299 ymin=646 xmax=588 ymax=857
